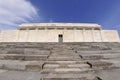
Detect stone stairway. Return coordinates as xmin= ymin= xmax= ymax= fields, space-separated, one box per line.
xmin=41 ymin=45 xmax=100 ymax=80
xmin=0 ymin=42 xmax=119 ymax=80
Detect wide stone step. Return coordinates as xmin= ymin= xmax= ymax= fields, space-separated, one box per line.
xmin=48 ymin=56 xmax=75 ymax=61
xmin=80 ymin=55 xmax=103 ymax=60
xmin=50 ymin=53 xmax=75 ymax=56
xmin=41 ymin=73 xmax=100 ymax=80
xmin=42 ymin=77 xmax=98 ymax=80
xmin=77 ymin=51 xmax=102 ymax=54
xmin=7 ymin=48 xmax=24 ymax=54
xmin=51 ymin=50 xmax=75 ymax=54
xmin=43 ymin=63 xmax=90 ymax=69
xmin=87 ymin=60 xmax=113 ymax=70
xmin=42 ymin=68 xmax=93 ymax=74
xmin=100 ymin=59 xmax=120 ymax=69
xmin=0 ymin=54 xmax=48 ymax=61
xmin=0 ymin=60 xmax=44 ymax=71
xmin=80 ymin=53 xmax=120 ymax=60
xmin=45 ymin=61 xmax=86 ymax=64
xmin=24 ymin=49 xmax=51 ymax=55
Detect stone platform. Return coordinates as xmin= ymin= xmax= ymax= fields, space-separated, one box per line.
xmin=0 ymin=42 xmax=120 ymax=80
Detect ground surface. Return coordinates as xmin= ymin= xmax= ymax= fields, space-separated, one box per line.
xmin=0 ymin=42 xmax=119 ymax=80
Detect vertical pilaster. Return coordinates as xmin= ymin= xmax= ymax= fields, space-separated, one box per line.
xmin=35 ymin=28 xmax=39 ymax=42
xmin=100 ymin=29 xmax=103 ymax=42
xmin=45 ymin=26 xmax=48 ymax=42
xmin=82 ymin=28 xmax=85 ymax=42
xmin=54 ymin=27 xmax=58 ymax=42
xmin=26 ymin=28 xmax=29 ymax=42
xmin=0 ymin=30 xmax=2 ymax=42
xmin=16 ymin=30 xmax=20 ymax=42
xmin=92 ymin=28 xmax=94 ymax=42
xmin=74 ymin=28 xmax=76 ymax=42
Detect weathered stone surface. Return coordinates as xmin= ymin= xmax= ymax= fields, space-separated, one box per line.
xmin=24 ymin=55 xmax=48 ymax=61
xmin=24 ymin=49 xmax=51 ymax=55
xmin=42 ymin=72 xmax=97 ymax=80
xmin=0 ymin=42 xmax=119 ymax=80
xmin=2 ymin=54 xmax=48 ymax=61
xmin=87 ymin=61 xmax=113 ymax=69
xmin=26 ymin=62 xmax=44 ymax=71
xmin=0 ymin=70 xmax=42 ymax=80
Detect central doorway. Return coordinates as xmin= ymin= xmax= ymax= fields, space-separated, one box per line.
xmin=58 ymin=34 xmax=63 ymax=43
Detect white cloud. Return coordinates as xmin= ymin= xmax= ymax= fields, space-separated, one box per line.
xmin=0 ymin=0 xmax=39 ymax=29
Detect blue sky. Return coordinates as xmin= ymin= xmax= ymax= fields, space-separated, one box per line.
xmin=0 ymin=0 xmax=120 ymax=33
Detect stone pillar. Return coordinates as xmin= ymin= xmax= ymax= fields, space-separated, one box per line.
xmin=0 ymin=30 xmax=2 ymax=42
xmin=45 ymin=26 xmax=48 ymax=42
xmin=16 ymin=30 xmax=20 ymax=42
xmin=26 ymin=28 xmax=29 ymax=42
xmin=82 ymin=28 xmax=85 ymax=42
xmin=63 ymin=28 xmax=67 ymax=42
xmin=100 ymin=29 xmax=103 ymax=42
xmin=74 ymin=28 xmax=77 ymax=42
xmin=92 ymin=28 xmax=94 ymax=42
xmin=35 ymin=28 xmax=39 ymax=42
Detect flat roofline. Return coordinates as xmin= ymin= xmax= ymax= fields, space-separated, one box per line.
xmin=17 ymin=23 xmax=102 ymax=30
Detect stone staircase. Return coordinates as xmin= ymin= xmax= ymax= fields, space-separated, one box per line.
xmin=0 ymin=42 xmax=120 ymax=80
xmin=41 ymin=47 xmax=95 ymax=80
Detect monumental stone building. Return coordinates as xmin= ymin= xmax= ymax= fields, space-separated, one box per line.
xmin=0 ymin=23 xmax=119 ymax=42
xmin=0 ymin=23 xmax=120 ymax=80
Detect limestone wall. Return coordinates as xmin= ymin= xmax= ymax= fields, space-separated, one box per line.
xmin=101 ymin=30 xmax=120 ymax=42
xmin=0 ymin=30 xmax=119 ymax=42
xmin=27 ymin=30 xmax=37 ymax=42
xmin=0 ymin=30 xmax=18 ymax=42
xmin=74 ymin=30 xmax=84 ymax=42
xmin=0 ymin=31 xmax=2 ymax=42
xmin=63 ymin=30 xmax=75 ymax=42
xmin=84 ymin=30 xmax=93 ymax=42
xmin=18 ymin=30 xmax=28 ymax=42
xmin=93 ymin=30 xmax=102 ymax=42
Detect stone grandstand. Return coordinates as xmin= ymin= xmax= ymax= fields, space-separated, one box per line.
xmin=0 ymin=42 xmax=119 ymax=80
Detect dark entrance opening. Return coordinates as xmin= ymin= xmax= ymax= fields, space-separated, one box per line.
xmin=58 ymin=34 xmax=63 ymax=43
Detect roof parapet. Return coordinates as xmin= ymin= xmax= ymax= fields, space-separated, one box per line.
xmin=18 ymin=23 xmax=102 ymax=30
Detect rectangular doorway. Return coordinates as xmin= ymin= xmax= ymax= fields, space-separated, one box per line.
xmin=58 ymin=34 xmax=63 ymax=43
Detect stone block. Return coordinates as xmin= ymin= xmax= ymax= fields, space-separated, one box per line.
xmin=43 ymin=64 xmax=59 ymax=69
xmin=87 ymin=61 xmax=113 ymax=69
xmin=42 ymin=68 xmax=92 ymax=74
xmin=68 ymin=64 xmax=90 ymax=68
xmin=4 ymin=54 xmax=25 ymax=60
xmin=0 ymin=60 xmax=27 ymax=70
xmin=7 ymin=48 xmax=24 ymax=54
xmin=41 ymin=72 xmax=97 ymax=80
xmin=45 ymin=61 xmax=86 ymax=65
xmin=25 ymin=55 xmax=48 ymax=61
xmin=26 ymin=62 xmax=44 ymax=71
xmin=24 ymin=49 xmax=51 ymax=55
xmin=81 ymin=55 xmax=103 ymax=60
xmin=49 ymin=56 xmax=74 ymax=61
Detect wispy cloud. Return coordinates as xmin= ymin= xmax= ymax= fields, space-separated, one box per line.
xmin=0 ymin=0 xmax=39 ymax=29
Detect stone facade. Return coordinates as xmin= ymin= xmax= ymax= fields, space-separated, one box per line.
xmin=0 ymin=23 xmax=119 ymax=42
